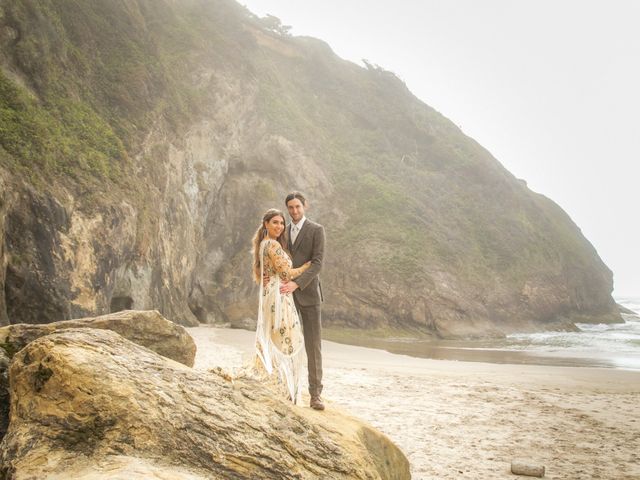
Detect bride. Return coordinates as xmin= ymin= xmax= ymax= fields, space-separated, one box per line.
xmin=252 ymin=208 xmax=310 ymax=404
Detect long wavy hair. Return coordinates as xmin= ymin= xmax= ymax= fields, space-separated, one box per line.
xmin=252 ymin=209 xmax=288 ymax=284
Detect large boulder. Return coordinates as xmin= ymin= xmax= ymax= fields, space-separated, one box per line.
xmin=0 ymin=328 xmax=409 ymax=479
xmin=0 ymin=310 xmax=197 ymax=441
xmin=0 ymin=310 xmax=196 ymax=367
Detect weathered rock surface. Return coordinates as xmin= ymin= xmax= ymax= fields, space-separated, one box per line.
xmin=618 ymin=304 xmax=637 ymax=315
xmin=0 ymin=310 xmax=196 ymax=443
xmin=0 ymin=328 xmax=410 ymax=479
xmin=0 ymin=309 xmax=196 ymax=367
xmin=0 ymin=348 xmax=8 ymax=443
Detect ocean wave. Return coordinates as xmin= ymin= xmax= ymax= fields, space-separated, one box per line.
xmin=503 ymin=316 xmax=640 ymax=358
xmin=615 ymin=297 xmax=640 ymax=315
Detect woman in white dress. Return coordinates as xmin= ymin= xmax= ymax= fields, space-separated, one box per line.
xmin=252 ymin=209 xmax=310 ymax=404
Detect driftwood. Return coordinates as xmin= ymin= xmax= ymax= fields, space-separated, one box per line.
xmin=511 ymin=458 xmax=545 ymax=477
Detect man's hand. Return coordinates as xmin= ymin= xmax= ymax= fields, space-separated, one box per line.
xmin=280 ymin=281 xmax=299 ymax=294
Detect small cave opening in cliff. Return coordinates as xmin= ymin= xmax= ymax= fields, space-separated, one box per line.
xmin=2 ymin=269 xmax=11 ymax=325
xmin=110 ymin=296 xmax=133 ymax=313
xmin=4 ymin=264 xmax=24 ymax=325
xmin=189 ymin=305 xmax=207 ymax=323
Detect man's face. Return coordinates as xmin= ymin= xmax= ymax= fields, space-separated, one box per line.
xmin=287 ymin=198 xmax=305 ymax=223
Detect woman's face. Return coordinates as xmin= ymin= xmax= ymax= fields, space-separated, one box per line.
xmin=264 ymin=215 xmax=285 ymax=239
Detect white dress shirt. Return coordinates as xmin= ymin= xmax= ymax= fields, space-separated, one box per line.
xmin=290 ymin=216 xmax=306 ymax=245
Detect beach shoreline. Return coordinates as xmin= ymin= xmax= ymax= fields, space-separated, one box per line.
xmin=322 ymin=310 xmax=640 ymax=372
xmin=189 ymin=326 xmax=640 ymax=479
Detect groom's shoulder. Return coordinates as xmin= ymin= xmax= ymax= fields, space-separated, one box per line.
xmin=307 ymin=219 xmax=324 ymax=230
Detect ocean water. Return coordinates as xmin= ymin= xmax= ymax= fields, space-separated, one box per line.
xmin=499 ymin=296 xmax=640 ymax=371
xmin=349 ymin=297 xmax=640 ymax=371
xmin=617 ymin=296 xmax=640 ymax=314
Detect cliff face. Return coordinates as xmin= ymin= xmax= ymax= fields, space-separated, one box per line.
xmin=0 ymin=0 xmax=620 ymax=337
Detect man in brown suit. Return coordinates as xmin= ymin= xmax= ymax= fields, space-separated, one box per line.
xmin=280 ymin=191 xmax=326 ymax=410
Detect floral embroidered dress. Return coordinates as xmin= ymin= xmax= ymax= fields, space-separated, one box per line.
xmin=255 ymin=239 xmax=309 ymax=403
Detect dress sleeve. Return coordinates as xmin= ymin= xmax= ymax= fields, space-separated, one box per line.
xmin=266 ymin=240 xmax=309 ymax=281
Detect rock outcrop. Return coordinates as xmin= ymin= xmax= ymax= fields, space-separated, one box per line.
xmin=0 ymin=309 xmax=197 ymax=367
xmin=0 ymin=327 xmax=410 ymax=479
xmin=0 ymin=310 xmax=196 ymax=441
xmin=0 ymin=0 xmax=621 ymax=337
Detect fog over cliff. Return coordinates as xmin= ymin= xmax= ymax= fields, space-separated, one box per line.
xmin=0 ymin=0 xmax=621 ymax=338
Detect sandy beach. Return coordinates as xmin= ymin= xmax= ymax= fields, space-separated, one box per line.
xmin=189 ymin=326 xmax=640 ymax=480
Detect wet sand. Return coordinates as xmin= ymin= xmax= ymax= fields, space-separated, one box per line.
xmin=188 ymin=326 xmax=640 ymax=480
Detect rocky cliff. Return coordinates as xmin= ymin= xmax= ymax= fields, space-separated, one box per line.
xmin=0 ymin=0 xmax=620 ymax=338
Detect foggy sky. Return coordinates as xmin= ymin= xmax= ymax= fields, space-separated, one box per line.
xmin=241 ymin=0 xmax=640 ymax=296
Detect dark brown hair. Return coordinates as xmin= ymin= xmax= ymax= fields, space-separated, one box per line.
xmin=252 ymin=209 xmax=288 ymax=283
xmin=285 ymin=191 xmax=306 ymax=206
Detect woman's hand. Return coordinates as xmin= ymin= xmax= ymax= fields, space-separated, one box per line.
xmin=280 ymin=281 xmax=299 ymax=294
xmin=288 ymin=262 xmax=311 ymax=282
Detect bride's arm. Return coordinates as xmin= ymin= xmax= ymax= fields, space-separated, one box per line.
xmin=266 ymin=241 xmax=310 ymax=281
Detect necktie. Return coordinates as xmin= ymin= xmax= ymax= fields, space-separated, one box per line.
xmin=291 ymin=224 xmax=299 ymax=244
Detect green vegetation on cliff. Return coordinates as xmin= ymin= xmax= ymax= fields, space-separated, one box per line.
xmin=0 ymin=0 xmax=619 ymax=333
xmin=0 ymin=70 xmax=126 ymax=184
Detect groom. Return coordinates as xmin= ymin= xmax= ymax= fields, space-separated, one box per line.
xmin=280 ymin=191 xmax=326 ymax=410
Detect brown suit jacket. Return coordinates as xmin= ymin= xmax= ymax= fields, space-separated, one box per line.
xmin=287 ymin=219 xmax=325 ymax=306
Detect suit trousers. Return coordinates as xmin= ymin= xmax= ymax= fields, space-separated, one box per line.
xmin=294 ymin=298 xmax=323 ymax=397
